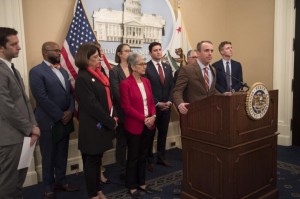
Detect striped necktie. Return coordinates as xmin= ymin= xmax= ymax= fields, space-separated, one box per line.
xmin=204 ymin=66 xmax=209 ymax=91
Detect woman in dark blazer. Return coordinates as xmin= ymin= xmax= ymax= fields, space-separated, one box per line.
xmin=119 ymin=53 xmax=156 ymax=198
xmin=75 ymin=42 xmax=117 ymax=199
xmin=109 ymin=43 xmax=131 ymax=177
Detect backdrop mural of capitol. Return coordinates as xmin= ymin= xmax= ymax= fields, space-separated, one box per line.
xmin=93 ymin=0 xmax=165 ymax=48
xmin=84 ymin=0 xmax=175 ymax=62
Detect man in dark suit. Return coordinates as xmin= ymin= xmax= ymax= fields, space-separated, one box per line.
xmin=0 ymin=27 xmax=40 ymax=198
xmin=145 ymin=42 xmax=174 ymax=170
xmin=212 ymin=41 xmax=243 ymax=93
xmin=173 ymin=41 xmax=218 ymax=115
xmin=29 ymin=41 xmax=78 ymax=198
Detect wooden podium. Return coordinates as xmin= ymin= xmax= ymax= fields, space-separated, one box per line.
xmin=180 ymin=90 xmax=278 ymax=199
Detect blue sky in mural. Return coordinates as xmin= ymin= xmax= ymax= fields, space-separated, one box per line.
xmin=82 ymin=0 xmax=175 ymax=61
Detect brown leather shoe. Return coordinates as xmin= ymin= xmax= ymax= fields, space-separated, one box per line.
xmin=147 ymin=163 xmax=155 ymax=172
xmin=44 ymin=192 xmax=55 ymax=199
xmin=157 ymin=159 xmax=173 ymax=167
xmin=54 ymin=184 xmax=79 ymax=192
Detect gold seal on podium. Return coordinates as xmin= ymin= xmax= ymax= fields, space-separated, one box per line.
xmin=246 ymin=82 xmax=270 ymax=120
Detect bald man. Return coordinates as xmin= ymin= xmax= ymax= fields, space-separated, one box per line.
xmin=29 ymin=42 xmax=78 ymax=198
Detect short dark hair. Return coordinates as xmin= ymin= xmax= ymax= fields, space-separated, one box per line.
xmin=127 ymin=53 xmax=142 ymax=73
xmin=218 ymin=41 xmax=232 ymax=52
xmin=115 ymin=43 xmax=130 ymax=63
xmin=0 ymin=27 xmax=18 ymax=48
xmin=148 ymin=42 xmax=161 ymax=52
xmin=196 ymin=41 xmax=213 ymax=52
xmin=75 ymin=42 xmax=100 ymax=69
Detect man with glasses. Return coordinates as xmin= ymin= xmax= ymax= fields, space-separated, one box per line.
xmin=29 ymin=41 xmax=79 ymax=198
xmin=174 ymin=50 xmax=198 ymax=84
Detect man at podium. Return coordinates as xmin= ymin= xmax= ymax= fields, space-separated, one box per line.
xmin=173 ymin=40 xmax=218 ymax=115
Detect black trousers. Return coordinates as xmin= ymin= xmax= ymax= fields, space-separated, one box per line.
xmin=148 ymin=108 xmax=171 ymax=163
xmin=81 ymin=153 xmax=103 ymax=197
xmin=115 ymin=123 xmax=127 ymax=173
xmin=125 ymin=126 xmax=153 ymax=190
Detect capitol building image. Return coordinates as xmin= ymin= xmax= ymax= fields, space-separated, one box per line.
xmin=93 ymin=0 xmax=166 ymax=48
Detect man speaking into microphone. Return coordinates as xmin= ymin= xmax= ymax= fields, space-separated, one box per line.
xmin=212 ymin=41 xmax=243 ymax=93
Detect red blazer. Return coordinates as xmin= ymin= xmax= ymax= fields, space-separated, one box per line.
xmin=120 ymin=75 xmax=156 ymax=135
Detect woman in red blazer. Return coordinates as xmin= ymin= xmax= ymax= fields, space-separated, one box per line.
xmin=120 ymin=53 xmax=156 ymax=198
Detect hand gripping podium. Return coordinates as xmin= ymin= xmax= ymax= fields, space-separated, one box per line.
xmin=180 ymin=90 xmax=278 ymax=199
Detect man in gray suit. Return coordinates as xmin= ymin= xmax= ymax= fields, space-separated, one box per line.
xmin=173 ymin=41 xmax=218 ymax=114
xmin=0 ymin=27 xmax=40 ymax=198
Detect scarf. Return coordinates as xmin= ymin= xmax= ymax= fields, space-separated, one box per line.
xmin=86 ymin=65 xmax=113 ymax=112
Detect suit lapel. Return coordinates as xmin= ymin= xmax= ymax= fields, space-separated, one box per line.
xmin=193 ymin=62 xmax=206 ymax=88
xmin=150 ymin=61 xmax=164 ymax=86
xmin=117 ymin=65 xmax=126 ymax=80
xmin=42 ymin=63 xmax=67 ymax=92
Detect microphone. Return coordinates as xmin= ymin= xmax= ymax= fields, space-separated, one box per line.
xmin=216 ymin=67 xmax=249 ymax=91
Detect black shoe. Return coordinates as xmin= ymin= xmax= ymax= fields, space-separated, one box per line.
xmin=157 ymin=159 xmax=173 ymax=167
xmin=54 ymin=184 xmax=79 ymax=192
xmin=100 ymin=178 xmax=111 ymax=185
xmin=119 ymin=173 xmax=126 ymax=181
xmin=128 ymin=190 xmax=142 ymax=199
xmin=138 ymin=185 xmax=156 ymax=194
xmin=147 ymin=163 xmax=155 ymax=172
xmin=44 ymin=192 xmax=55 ymax=199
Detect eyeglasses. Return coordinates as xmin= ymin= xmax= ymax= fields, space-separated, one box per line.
xmin=47 ymin=49 xmax=62 ymax=53
xmin=136 ymin=62 xmax=147 ymax=66
xmin=121 ymin=50 xmax=132 ymax=53
xmin=189 ymin=56 xmax=198 ymax=59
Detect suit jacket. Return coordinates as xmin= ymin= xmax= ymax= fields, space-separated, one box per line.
xmin=75 ymin=69 xmax=116 ymax=154
xmin=120 ymin=75 xmax=156 ymax=135
xmin=109 ymin=64 xmax=126 ymax=123
xmin=0 ymin=60 xmax=36 ymax=146
xmin=29 ymin=62 xmax=74 ymax=131
xmin=173 ymin=62 xmax=218 ymax=107
xmin=212 ymin=59 xmax=243 ymax=93
xmin=145 ymin=61 xmax=173 ymax=104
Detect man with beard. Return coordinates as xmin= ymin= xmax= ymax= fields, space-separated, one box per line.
xmin=29 ymin=41 xmax=79 ymax=198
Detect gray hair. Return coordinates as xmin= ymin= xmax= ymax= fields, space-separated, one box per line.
xmin=187 ymin=50 xmax=197 ymax=58
xmin=127 ymin=53 xmax=143 ymax=73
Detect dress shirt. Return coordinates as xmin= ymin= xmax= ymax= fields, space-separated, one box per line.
xmin=197 ymin=59 xmax=213 ymax=88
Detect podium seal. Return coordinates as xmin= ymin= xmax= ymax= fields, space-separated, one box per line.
xmin=246 ymin=82 xmax=270 ymax=120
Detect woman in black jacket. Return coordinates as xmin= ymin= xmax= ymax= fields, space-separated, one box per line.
xmin=75 ymin=42 xmax=117 ymax=199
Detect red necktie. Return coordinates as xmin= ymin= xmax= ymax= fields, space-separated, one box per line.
xmin=157 ymin=63 xmax=164 ymax=85
xmin=204 ymin=66 xmax=209 ymax=91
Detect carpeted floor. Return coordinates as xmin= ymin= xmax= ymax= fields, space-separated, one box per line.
xmin=23 ymin=146 xmax=300 ymax=199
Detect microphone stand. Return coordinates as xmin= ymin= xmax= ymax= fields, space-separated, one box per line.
xmin=217 ymin=67 xmax=249 ymax=92
xmin=225 ymin=71 xmax=249 ymax=92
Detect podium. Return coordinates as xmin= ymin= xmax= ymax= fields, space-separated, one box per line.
xmin=180 ymin=90 xmax=278 ymax=199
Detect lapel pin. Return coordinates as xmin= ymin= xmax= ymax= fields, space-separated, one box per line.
xmin=92 ymin=78 xmax=95 ymax=82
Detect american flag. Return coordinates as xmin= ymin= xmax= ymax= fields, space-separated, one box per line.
xmin=60 ymin=0 xmax=111 ymax=88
